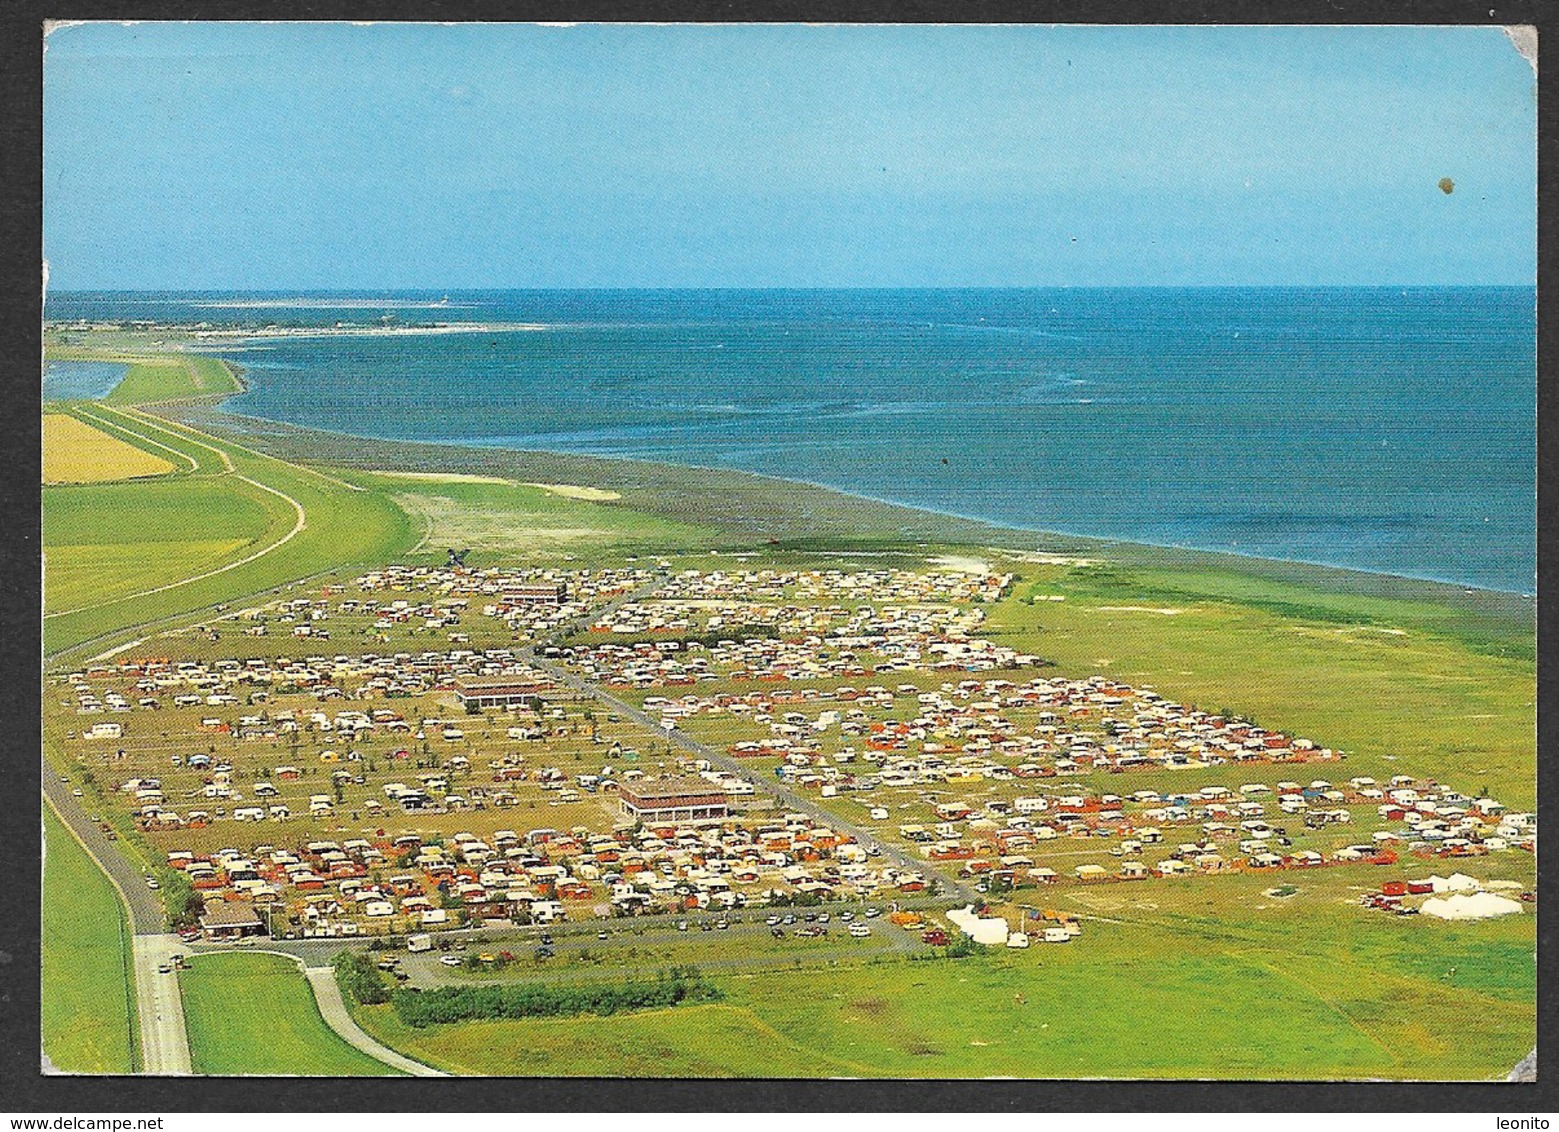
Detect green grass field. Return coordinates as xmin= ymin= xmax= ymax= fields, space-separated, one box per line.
xmin=180 ymin=953 xmax=401 ymax=1076
xmin=352 ymin=881 xmax=1534 ymax=1078
xmin=43 ymin=408 xmax=419 ymax=661
xmin=104 ymin=357 xmax=242 ymax=404
xmin=42 ymin=805 xmax=136 ymax=1074
xmin=984 ymin=558 xmax=1536 ymax=807
xmin=354 ymin=470 xmax=717 ymax=561
xmin=44 ymin=478 xmax=280 ymax=612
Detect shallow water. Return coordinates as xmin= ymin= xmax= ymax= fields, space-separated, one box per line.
xmin=48 ymin=288 xmax=1537 ymax=592
xmin=43 ymin=358 xmax=127 ymax=401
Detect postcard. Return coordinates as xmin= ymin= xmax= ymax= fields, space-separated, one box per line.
xmin=40 ymin=21 xmax=1537 ymax=1083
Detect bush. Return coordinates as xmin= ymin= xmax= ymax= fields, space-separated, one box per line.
xmin=946 ymin=936 xmax=988 ymax=959
xmin=161 ymin=869 xmax=204 ymax=930
xmin=333 ymin=951 xmax=391 ymax=1005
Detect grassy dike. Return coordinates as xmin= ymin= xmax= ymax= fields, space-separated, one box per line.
xmin=44 ymin=407 xmax=418 ymax=661
xmin=42 ymin=806 xmax=137 ymax=1074
xmin=105 ymin=356 xmax=243 ymax=404
xmin=179 ymin=953 xmax=400 ymax=1076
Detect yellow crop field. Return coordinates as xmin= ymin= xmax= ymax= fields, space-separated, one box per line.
xmin=43 ymin=414 xmax=176 ymax=484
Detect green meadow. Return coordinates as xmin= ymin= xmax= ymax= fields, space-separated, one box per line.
xmin=43 ymin=407 xmax=418 ymax=661
xmin=350 ymin=882 xmax=1534 ymax=1079
xmin=42 ymin=805 xmax=136 ymax=1074
xmin=985 ymin=560 xmax=1535 ymax=808
xmin=179 ymin=953 xmax=400 ymax=1076
xmin=105 ymin=357 xmax=242 ymax=404
xmin=44 ymin=477 xmax=279 ymax=612
xmin=352 ymin=470 xmax=718 ymax=562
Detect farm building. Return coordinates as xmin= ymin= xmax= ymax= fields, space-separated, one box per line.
xmin=618 ymin=777 xmax=730 ymax=823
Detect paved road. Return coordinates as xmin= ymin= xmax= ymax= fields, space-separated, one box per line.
xmin=206 ymin=888 xmax=954 ymax=971
xmin=518 ymin=573 xmax=979 ymax=903
xmin=44 ymin=763 xmax=194 ymax=1074
xmin=43 ymin=764 xmax=164 ymax=933
xmin=132 ymin=935 xmax=192 ymax=1074
xmin=524 ymin=652 xmax=981 ymax=906
xmin=301 ymin=966 xmax=445 ymax=1076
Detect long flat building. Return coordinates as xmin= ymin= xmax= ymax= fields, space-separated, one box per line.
xmin=505 ymin=582 xmax=568 ymax=604
xmin=619 ymin=777 xmax=730 ymax=823
xmin=451 ymin=674 xmax=554 ymax=708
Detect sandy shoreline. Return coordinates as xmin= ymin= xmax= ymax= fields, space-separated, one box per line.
xmin=186 ymin=322 xmax=549 ymax=342
xmin=366 ymin=471 xmax=623 ymax=501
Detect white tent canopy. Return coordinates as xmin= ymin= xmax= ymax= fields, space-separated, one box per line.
xmin=1425 ymin=873 xmax=1481 ymax=893
xmin=1420 ymin=892 xmax=1524 ymax=921
xmin=947 ymin=904 xmax=1012 ymax=946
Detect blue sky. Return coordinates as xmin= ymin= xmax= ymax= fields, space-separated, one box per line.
xmin=43 ymin=22 xmax=1536 ymax=289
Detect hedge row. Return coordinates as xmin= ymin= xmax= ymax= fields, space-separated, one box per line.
xmin=391 ymin=966 xmax=721 ymax=1027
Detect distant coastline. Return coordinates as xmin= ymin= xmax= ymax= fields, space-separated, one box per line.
xmin=45 ymin=285 xmax=1537 ymax=596
xmin=187 ymin=322 xmax=550 ymax=342
xmin=47 ymin=319 xmax=550 ymax=343
xmin=149 ymin=395 xmax=1537 ymax=637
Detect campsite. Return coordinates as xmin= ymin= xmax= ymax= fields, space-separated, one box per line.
xmin=42 ymin=450 xmax=1536 ymax=1077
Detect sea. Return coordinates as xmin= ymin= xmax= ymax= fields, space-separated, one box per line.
xmin=44 ymin=288 xmax=1537 ymax=594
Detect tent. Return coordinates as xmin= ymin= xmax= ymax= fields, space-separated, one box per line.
xmin=1419 ymin=892 xmax=1523 ymax=921
xmin=1427 ymin=873 xmax=1480 ymax=893
xmin=947 ymin=905 xmax=1012 ymax=946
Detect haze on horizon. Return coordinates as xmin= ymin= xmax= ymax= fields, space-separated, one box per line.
xmin=43 ymin=22 xmax=1537 ymax=291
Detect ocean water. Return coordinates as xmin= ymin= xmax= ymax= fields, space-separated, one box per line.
xmin=43 ymin=358 xmax=128 ymax=400
xmin=45 ymin=288 xmax=1536 ymax=593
